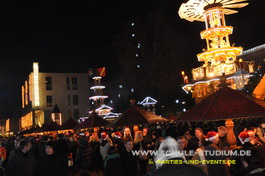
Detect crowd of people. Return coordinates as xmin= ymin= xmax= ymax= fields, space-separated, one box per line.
xmin=0 ymin=123 xmax=264 ymax=176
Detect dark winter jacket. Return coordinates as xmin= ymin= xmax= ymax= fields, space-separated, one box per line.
xmin=104 ymin=153 xmax=123 ymax=176
xmin=54 ymin=139 xmax=69 ymax=158
xmin=77 ymin=142 xmax=93 ymax=171
xmin=230 ymin=142 xmax=260 ymax=176
xmin=187 ymin=137 xmax=205 ymax=152
xmin=204 ymin=140 xmax=230 ymax=176
xmin=4 ymin=150 xmax=37 ymax=176
xmin=37 ymin=154 xmax=69 ymax=176
xmin=119 ymin=149 xmax=138 ymax=176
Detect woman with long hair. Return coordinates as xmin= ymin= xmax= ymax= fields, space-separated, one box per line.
xmin=134 ymin=131 xmax=148 ymax=175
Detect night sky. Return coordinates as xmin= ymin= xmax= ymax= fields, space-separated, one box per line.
xmin=0 ymin=0 xmax=264 ymax=117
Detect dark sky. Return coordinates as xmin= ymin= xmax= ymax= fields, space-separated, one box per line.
xmin=0 ymin=0 xmax=264 ymax=117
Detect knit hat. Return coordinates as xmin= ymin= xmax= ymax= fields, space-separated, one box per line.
xmin=101 ymin=131 xmax=107 ymax=139
xmin=45 ymin=141 xmax=54 ymax=148
xmin=206 ymin=131 xmax=219 ymax=141
xmin=238 ymin=131 xmax=250 ymax=144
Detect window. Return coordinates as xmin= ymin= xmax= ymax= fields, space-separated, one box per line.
xmin=46 ymin=77 xmax=52 ymax=90
xmin=73 ymin=95 xmax=79 ymax=106
xmin=74 ymin=109 xmax=79 ymax=119
xmin=66 ymin=77 xmax=70 ymax=90
xmin=67 ymin=95 xmax=71 ymax=106
xmin=46 ymin=96 xmax=53 ymax=107
xmin=72 ymin=77 xmax=78 ymax=90
xmin=68 ymin=109 xmax=72 ymax=119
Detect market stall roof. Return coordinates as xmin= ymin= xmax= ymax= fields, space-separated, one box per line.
xmin=59 ymin=118 xmax=79 ymax=130
xmin=108 ymin=106 xmax=168 ymax=127
xmin=73 ymin=113 xmax=109 ymax=129
xmin=168 ymin=114 xmax=179 ymax=122
xmin=237 ymin=43 xmax=265 ymax=60
xmin=33 ymin=122 xmax=61 ymax=133
xmin=19 ymin=126 xmax=41 ymax=135
xmin=178 ymin=87 xmax=265 ymax=122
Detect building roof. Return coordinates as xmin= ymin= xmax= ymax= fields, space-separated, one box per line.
xmin=60 ymin=118 xmax=79 ymax=130
xmin=33 ymin=122 xmax=61 ymax=133
xmin=109 ymin=106 xmax=168 ymax=127
xmin=178 ymin=87 xmax=265 ymax=122
xmin=168 ymin=113 xmax=179 ymax=121
xmin=73 ymin=113 xmax=109 ymax=129
xmin=140 ymin=97 xmax=158 ymax=105
xmin=52 ymin=104 xmax=61 ymax=113
xmin=237 ymin=44 xmax=265 ymax=60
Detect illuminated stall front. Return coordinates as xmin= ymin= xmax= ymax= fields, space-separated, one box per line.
xmin=21 ymin=112 xmax=33 ymax=130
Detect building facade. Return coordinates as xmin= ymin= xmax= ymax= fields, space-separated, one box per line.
xmin=21 ymin=62 xmax=90 ymax=130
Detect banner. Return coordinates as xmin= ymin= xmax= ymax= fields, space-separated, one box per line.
xmin=97 ymin=67 xmax=106 ymax=77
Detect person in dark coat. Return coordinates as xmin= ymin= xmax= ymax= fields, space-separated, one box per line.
xmin=204 ymin=131 xmax=230 ymax=176
xmin=89 ymin=133 xmax=103 ymax=174
xmin=246 ymin=147 xmax=265 ymax=176
xmin=54 ymin=134 xmax=69 ymax=161
xmin=77 ymin=136 xmax=93 ymax=172
xmin=112 ymin=131 xmax=125 ymax=152
xmin=104 ymin=146 xmax=123 ymax=176
xmin=217 ymin=126 xmax=230 ymax=150
xmin=119 ymin=139 xmax=138 ymax=176
xmin=35 ymin=135 xmax=49 ymax=159
xmin=67 ymin=135 xmax=79 ymax=173
xmin=4 ymin=140 xmax=37 ymax=176
xmin=147 ymin=136 xmax=206 ymax=176
xmin=143 ymin=128 xmax=152 ymax=150
xmin=37 ymin=141 xmax=69 ymax=176
xmin=230 ymin=131 xmax=260 ymax=176
xmin=187 ymin=127 xmax=206 ymax=152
